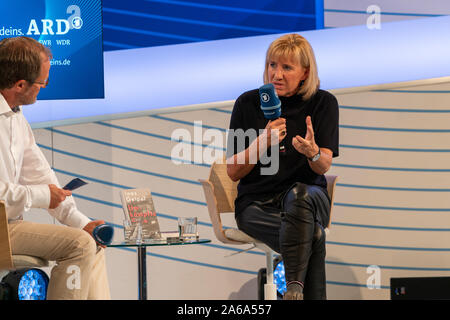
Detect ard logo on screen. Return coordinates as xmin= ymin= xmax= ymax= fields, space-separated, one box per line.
xmin=0 ymin=5 xmax=83 ymax=37
xmin=27 ymin=5 xmax=83 ymax=35
xmin=71 ymin=16 xmax=83 ymax=29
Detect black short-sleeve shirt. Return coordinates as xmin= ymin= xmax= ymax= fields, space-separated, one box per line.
xmin=227 ymin=88 xmax=339 ymax=216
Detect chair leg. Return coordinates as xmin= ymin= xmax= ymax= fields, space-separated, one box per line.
xmin=264 ymin=251 xmax=277 ymax=300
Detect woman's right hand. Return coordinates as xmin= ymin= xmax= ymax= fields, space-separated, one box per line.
xmin=265 ymin=118 xmax=287 ymax=147
xmin=226 ymin=118 xmax=286 ymax=182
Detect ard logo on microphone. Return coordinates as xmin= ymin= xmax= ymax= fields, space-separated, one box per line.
xmin=261 ymin=92 xmax=270 ymax=103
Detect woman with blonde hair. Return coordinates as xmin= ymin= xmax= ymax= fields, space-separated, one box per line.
xmin=227 ymin=34 xmax=339 ymax=300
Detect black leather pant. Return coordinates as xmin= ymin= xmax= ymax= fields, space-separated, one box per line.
xmin=236 ymin=182 xmax=330 ymax=300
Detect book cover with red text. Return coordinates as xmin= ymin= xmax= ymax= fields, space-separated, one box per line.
xmin=120 ymin=188 xmax=161 ymax=240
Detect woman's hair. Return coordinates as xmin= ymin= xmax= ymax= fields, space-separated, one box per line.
xmin=263 ymin=34 xmax=320 ymax=100
xmin=0 ymin=36 xmax=52 ymax=90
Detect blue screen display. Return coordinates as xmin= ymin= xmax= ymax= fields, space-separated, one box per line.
xmin=102 ymin=0 xmax=324 ymax=50
xmin=0 ymin=0 xmax=104 ymax=100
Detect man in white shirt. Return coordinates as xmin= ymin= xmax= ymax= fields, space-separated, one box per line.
xmin=0 ymin=36 xmax=110 ymax=299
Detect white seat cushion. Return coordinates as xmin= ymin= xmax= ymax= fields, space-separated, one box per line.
xmin=224 ymin=228 xmax=256 ymax=243
xmin=12 ymin=255 xmax=49 ymax=269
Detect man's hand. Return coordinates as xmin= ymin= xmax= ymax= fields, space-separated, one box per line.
xmin=83 ymin=220 xmax=107 ymax=248
xmin=48 ymin=184 xmax=72 ymax=209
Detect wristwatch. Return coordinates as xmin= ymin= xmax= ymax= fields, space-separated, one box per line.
xmin=308 ymin=148 xmax=321 ymax=162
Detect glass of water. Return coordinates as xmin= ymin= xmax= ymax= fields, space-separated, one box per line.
xmin=123 ymin=220 xmax=143 ymax=244
xmin=178 ymin=217 xmax=198 ymax=241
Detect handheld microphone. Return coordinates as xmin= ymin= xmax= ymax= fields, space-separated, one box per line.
xmin=93 ymin=224 xmax=114 ymax=246
xmin=259 ymin=83 xmax=285 ymax=152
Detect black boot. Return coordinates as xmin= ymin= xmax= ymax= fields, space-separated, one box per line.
xmin=283 ymin=281 xmax=304 ymax=300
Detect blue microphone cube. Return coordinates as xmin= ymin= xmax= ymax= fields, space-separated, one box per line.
xmin=93 ymin=224 xmax=114 ymax=246
xmin=259 ymin=83 xmax=281 ymax=120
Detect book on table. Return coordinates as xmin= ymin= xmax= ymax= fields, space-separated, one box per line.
xmin=120 ymin=188 xmax=161 ymax=240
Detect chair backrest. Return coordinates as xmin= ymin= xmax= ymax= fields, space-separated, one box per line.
xmin=0 ymin=201 xmax=14 ymax=270
xmin=199 ymin=159 xmax=244 ymax=244
xmin=208 ymin=160 xmax=238 ymax=213
xmin=324 ymin=175 xmax=339 ymax=230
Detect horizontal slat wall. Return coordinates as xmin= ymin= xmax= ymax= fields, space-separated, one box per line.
xmin=327 ymin=80 xmax=450 ymax=299
xmin=30 ymin=78 xmax=450 ymax=300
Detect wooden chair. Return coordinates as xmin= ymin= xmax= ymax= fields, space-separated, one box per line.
xmin=0 ymin=201 xmax=49 ymax=273
xmin=199 ymin=159 xmax=338 ymax=299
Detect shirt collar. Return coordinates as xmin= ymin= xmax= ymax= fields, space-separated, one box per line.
xmin=0 ymin=93 xmax=21 ymax=115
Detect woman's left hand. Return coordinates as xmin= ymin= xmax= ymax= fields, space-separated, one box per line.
xmin=292 ymin=116 xmax=319 ymax=158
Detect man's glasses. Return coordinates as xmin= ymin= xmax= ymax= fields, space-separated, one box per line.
xmin=31 ymin=78 xmax=49 ymax=88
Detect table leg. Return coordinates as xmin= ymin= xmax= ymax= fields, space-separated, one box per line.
xmin=137 ymin=246 xmax=147 ymax=300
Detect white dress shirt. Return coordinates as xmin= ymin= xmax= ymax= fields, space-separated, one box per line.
xmin=0 ymin=93 xmax=91 ymax=229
